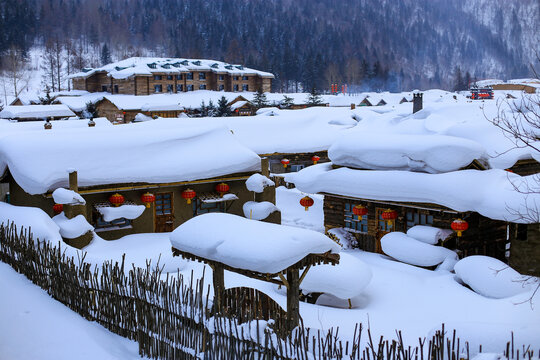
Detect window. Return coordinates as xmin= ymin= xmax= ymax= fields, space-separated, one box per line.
xmin=187 ymin=72 xmax=194 ymax=80
xmin=176 ymin=84 xmax=183 ymax=92
xmin=233 ymin=76 xmax=239 ymax=81
xmin=405 ymin=210 xmax=433 ymax=230
xmin=187 ymin=84 xmax=194 ymax=91
xmin=154 ymin=75 xmax=162 ymax=80
xmin=176 ymin=74 xmax=183 ymax=80
xmin=242 ymin=84 xmax=249 ymax=91
xmin=167 ymin=75 xmax=173 ymax=80
xmin=193 ymin=198 xmax=225 ymax=216
xmin=154 ymin=84 xmax=163 ymax=93
xmin=218 ymin=75 xmax=225 ymax=81
xmin=199 ymin=84 xmax=207 ymax=90
xmin=233 ymin=84 xmax=239 ymax=91
xmin=155 ymin=193 xmax=172 ymax=215
xmin=516 ymin=224 xmax=528 ymax=241
xmin=290 ymin=164 xmax=304 ymax=172
xmin=92 ymin=204 xmax=132 ymax=231
xmin=242 ymin=75 xmax=248 ymax=80
xmin=114 ymin=85 xmax=119 ymax=93
xmin=101 ymin=85 xmax=108 ymax=92
xmin=219 ymin=84 xmax=224 ymax=91
xmin=199 ymin=72 xmax=206 ymax=80
xmin=378 ymin=210 xmax=394 ymax=232
xmin=344 ymin=203 xmax=368 ymax=233
xmin=167 ymin=84 xmax=173 ymax=93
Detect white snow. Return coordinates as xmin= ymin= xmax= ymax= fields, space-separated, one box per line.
xmin=245 ymin=173 xmax=275 ymax=193
xmin=170 ymin=213 xmax=340 ymax=274
xmin=133 ymin=113 xmax=153 ymax=122
xmin=300 ymin=252 xmax=372 ymax=300
xmin=0 ymin=202 xmax=61 ymax=243
xmin=275 ymin=186 xmax=324 ymax=232
xmin=97 ymin=204 xmax=145 ymax=222
xmin=328 ymin=132 xmax=485 ymax=173
xmin=0 ymin=122 xmax=261 ymax=194
xmin=0 ymin=117 xmax=111 ymax=137
xmin=381 ymin=232 xmax=458 ymax=268
xmin=0 ymin=104 xmax=75 ymax=119
xmin=406 ymin=225 xmax=453 ymax=245
xmin=242 ymin=201 xmax=279 ymax=220
xmin=289 ymin=163 xmax=540 ymax=223
xmin=454 ymin=256 xmax=531 ymax=299
xmin=52 ymin=213 xmax=94 ymax=239
xmin=52 ymin=188 xmax=86 ymax=205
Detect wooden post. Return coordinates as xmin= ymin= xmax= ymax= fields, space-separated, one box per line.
xmin=261 ymin=157 xmax=269 ymax=178
xmin=69 ymin=170 xmax=78 ymax=192
xmin=212 ymin=264 xmax=225 ymax=314
xmin=285 ymin=267 xmax=299 ymax=332
xmin=63 ymin=170 xmax=92 ymax=248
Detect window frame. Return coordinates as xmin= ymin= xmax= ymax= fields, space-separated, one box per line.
xmin=344 ymin=203 xmax=368 ymax=233
xmin=153 ymin=75 xmax=163 ymax=81
xmin=154 ymin=84 xmax=163 ymax=93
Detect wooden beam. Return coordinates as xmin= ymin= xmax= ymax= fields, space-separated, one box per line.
xmin=212 ymin=263 xmax=225 ymax=314
xmin=286 ymin=267 xmax=299 ymax=332
xmin=298 ymin=264 xmax=312 ymax=285
xmin=277 ymin=272 xmax=289 ymax=290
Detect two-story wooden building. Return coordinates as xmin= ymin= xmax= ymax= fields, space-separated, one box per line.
xmin=70 ymin=57 xmax=274 ymax=96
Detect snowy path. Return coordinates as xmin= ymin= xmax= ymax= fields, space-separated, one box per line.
xmin=0 ymin=262 xmax=142 ymax=360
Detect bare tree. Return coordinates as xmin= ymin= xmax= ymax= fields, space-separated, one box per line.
xmin=2 ymin=47 xmax=31 ymax=98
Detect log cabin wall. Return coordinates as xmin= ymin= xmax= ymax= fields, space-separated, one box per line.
xmin=509 ymin=223 xmax=540 ymax=276
xmin=509 ymin=159 xmax=540 ymax=176
xmin=269 ymin=151 xmax=328 ymax=175
xmin=323 ymin=194 xmax=508 ymax=261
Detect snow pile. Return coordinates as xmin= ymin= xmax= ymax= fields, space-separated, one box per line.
xmin=406 ymin=225 xmax=453 ymax=245
xmin=0 ymin=117 xmax=111 ymax=137
xmin=133 ymin=113 xmax=153 ymax=122
xmin=275 ymin=186 xmax=324 ymax=232
xmin=290 ymin=163 xmax=540 ymax=223
xmin=52 ymin=188 xmax=86 ymax=205
xmin=245 ymin=173 xmax=275 ymax=193
xmin=52 ymin=213 xmax=94 ymax=239
xmin=0 ymin=123 xmax=261 ymax=194
xmin=300 ymin=252 xmax=372 ymax=300
xmin=0 ymin=105 xmax=75 ymax=119
xmin=381 ymin=232 xmax=458 ymax=268
xmin=328 ymin=132 xmax=485 ymax=173
xmin=242 ymin=201 xmax=279 ymax=220
xmin=0 ymin=202 xmax=61 ymax=243
xmin=170 ymin=213 xmax=340 ymax=274
xmin=454 ymin=256 xmax=530 ymax=299
xmin=97 ymin=205 xmax=145 ymax=222
xmin=327 ymin=227 xmax=358 ymax=249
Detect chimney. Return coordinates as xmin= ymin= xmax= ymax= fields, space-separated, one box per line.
xmin=351 ymin=103 xmax=356 ymax=110
xmin=413 ymin=93 xmax=423 ymax=114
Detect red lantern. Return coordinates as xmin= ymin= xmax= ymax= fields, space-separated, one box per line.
xmin=141 ymin=192 xmax=156 ymax=208
xmin=109 ymin=193 xmax=125 ymax=207
xmin=311 ymin=155 xmax=321 ymax=165
xmin=53 ymin=203 xmax=63 ymax=214
xmin=281 ymin=158 xmax=290 ymax=168
xmin=352 ymin=205 xmax=368 ymax=221
xmin=215 ymin=183 xmax=230 ymax=197
xmin=451 ymin=219 xmax=469 ymax=237
xmin=299 ymin=196 xmax=314 ymax=211
xmin=381 ymin=209 xmax=398 ymax=226
xmin=182 ymin=188 xmax=196 ymax=204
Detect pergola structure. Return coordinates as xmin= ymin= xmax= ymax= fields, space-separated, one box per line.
xmin=171 ymin=247 xmax=339 ymax=333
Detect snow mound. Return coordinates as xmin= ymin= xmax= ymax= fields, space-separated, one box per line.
xmin=242 ymin=201 xmax=279 ymax=221
xmin=406 ymin=225 xmax=452 ymax=245
xmin=52 ymin=213 xmax=94 ymax=239
xmin=97 ymin=205 xmax=145 ymax=222
xmin=328 ymin=133 xmax=485 ymax=173
xmin=245 ymin=173 xmax=275 ymax=193
xmin=170 ymin=213 xmax=340 ymax=274
xmin=133 ymin=113 xmax=153 ymax=122
xmin=381 ymin=232 xmax=458 ymax=268
xmin=0 ymin=202 xmax=61 ymax=243
xmin=52 ymin=188 xmax=86 ymax=205
xmin=454 ymin=256 xmax=530 ymax=299
xmin=300 ymin=252 xmax=372 ymax=300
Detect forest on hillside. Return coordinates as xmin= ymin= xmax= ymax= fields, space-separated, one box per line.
xmin=0 ymin=0 xmax=537 ymax=92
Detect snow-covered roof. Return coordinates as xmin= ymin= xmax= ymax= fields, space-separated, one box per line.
xmin=0 ymin=105 xmax=75 ymax=119
xmin=55 ymin=93 xmax=107 ymax=112
xmin=170 ymin=213 xmax=340 ymax=274
xmin=230 ymin=100 xmax=249 ymax=110
xmin=70 ymin=57 xmax=275 ymax=80
xmin=0 ymin=122 xmax=261 ymax=194
xmin=11 ymin=90 xmax=90 ymax=106
xmin=0 ymin=117 xmax=111 ymax=136
xmin=288 ymin=163 xmax=540 ymax=223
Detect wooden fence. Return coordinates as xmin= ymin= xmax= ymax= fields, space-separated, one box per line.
xmin=0 ymin=222 xmax=537 ymax=360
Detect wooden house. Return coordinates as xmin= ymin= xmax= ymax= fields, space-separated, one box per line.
xmin=0 ymin=123 xmax=279 ymax=248
xmin=70 ymin=57 xmax=274 ymax=96
xmin=229 ymin=95 xmax=256 ymax=116
xmin=359 ymin=96 xmax=387 ymax=107
xmin=94 ymin=95 xmax=184 ymax=123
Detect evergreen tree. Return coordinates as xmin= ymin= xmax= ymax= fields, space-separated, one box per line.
xmin=100 ymin=44 xmax=112 ymax=65
xmin=281 ymin=95 xmax=294 ymax=109
xmin=84 ymin=101 xmax=99 ymax=119
xmin=252 ymin=88 xmax=268 ymax=109
xmin=207 ymin=99 xmax=217 ymax=117
xmin=453 ymin=66 xmax=465 ymax=92
xmin=216 ymin=96 xmax=232 ymax=117
xmin=199 ymin=100 xmax=208 ymax=117
xmin=306 ymin=87 xmax=322 ymax=106
xmin=38 ymin=86 xmax=56 ymax=104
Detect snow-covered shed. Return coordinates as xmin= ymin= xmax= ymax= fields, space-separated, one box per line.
xmin=0 ymin=122 xmax=273 ymax=244
xmin=0 ymin=105 xmax=76 ymax=121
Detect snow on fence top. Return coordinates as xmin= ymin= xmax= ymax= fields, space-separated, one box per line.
xmin=0 ymin=105 xmax=75 ymax=119
xmin=0 ymin=122 xmax=261 ymax=195
xmin=70 ymin=57 xmax=275 ymax=80
xmin=289 ymin=163 xmax=540 ymax=223
xmin=170 ymin=213 xmax=341 ymax=274
xmin=328 ymin=132 xmax=486 ymax=173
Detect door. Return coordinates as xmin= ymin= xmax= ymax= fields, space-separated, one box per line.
xmin=375 ymin=208 xmax=393 ymax=253
xmin=155 ymin=192 xmax=174 ymax=232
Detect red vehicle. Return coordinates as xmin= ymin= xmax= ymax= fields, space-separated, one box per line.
xmin=469 ymin=85 xmax=494 ymax=100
